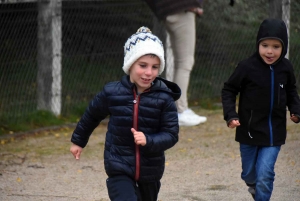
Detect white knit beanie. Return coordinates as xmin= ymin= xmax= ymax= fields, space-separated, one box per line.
xmin=122 ymin=26 xmax=165 ymax=75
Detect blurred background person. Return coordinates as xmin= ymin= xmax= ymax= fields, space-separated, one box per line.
xmin=144 ymin=0 xmax=207 ymax=126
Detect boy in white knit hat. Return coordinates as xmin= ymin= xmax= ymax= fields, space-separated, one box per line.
xmin=70 ymin=26 xmax=181 ymax=201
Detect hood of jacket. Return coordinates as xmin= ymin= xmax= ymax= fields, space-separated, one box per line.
xmin=256 ymin=18 xmax=288 ymax=64
xmin=121 ymin=75 xmax=181 ymax=101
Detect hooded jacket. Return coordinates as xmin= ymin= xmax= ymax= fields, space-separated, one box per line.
xmin=71 ymin=75 xmax=181 ymax=182
xmin=222 ymin=19 xmax=300 ymax=146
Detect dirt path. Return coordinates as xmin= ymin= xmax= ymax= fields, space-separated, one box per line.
xmin=1 ymin=109 xmax=299 ymax=201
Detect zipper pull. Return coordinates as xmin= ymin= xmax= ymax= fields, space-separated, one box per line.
xmin=133 ymin=94 xmax=139 ymax=104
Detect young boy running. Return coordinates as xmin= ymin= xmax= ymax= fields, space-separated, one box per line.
xmin=222 ymin=18 xmax=300 ymax=201
xmin=70 ymin=26 xmax=181 ymax=201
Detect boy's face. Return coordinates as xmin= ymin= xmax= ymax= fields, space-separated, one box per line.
xmin=259 ymin=39 xmax=283 ymax=65
xmin=129 ymin=54 xmax=160 ymax=93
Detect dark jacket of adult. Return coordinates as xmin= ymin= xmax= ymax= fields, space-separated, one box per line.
xmin=144 ymin=0 xmax=203 ymax=20
xmin=71 ymin=75 xmax=181 ymax=182
xmin=222 ymin=19 xmax=300 ymax=146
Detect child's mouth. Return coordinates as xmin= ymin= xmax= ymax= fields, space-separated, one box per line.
xmin=141 ymin=78 xmax=151 ymax=83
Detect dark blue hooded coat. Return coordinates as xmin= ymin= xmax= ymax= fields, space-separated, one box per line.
xmin=71 ymin=75 xmax=181 ymax=182
xmin=222 ymin=19 xmax=300 ymax=146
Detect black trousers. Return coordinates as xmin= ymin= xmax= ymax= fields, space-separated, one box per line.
xmin=106 ymin=175 xmax=161 ymax=201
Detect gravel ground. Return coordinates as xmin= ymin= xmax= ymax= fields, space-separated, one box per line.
xmin=0 ymin=109 xmax=299 ymax=201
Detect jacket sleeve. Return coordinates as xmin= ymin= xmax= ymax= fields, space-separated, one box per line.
xmin=70 ymin=91 xmax=109 ymax=148
xmin=286 ymin=64 xmax=300 ymax=121
xmin=141 ymin=99 xmax=179 ymax=153
xmin=221 ymin=64 xmax=246 ymax=123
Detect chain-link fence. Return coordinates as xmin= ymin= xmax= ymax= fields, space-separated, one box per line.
xmin=0 ymin=0 xmax=300 ymax=122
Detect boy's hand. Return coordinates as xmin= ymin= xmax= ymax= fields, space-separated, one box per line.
xmin=290 ymin=114 xmax=299 ymax=123
xmin=70 ymin=143 xmax=83 ymax=160
xmin=228 ymin=119 xmax=240 ymax=128
xmin=131 ymin=128 xmax=146 ymax=146
xmin=188 ymin=7 xmax=204 ymax=17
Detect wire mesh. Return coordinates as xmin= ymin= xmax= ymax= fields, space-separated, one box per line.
xmin=0 ymin=0 xmax=299 ymax=121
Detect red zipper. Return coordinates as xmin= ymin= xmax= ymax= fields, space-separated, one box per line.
xmin=133 ymin=90 xmax=140 ymax=181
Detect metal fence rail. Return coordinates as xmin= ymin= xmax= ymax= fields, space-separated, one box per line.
xmin=0 ymin=0 xmax=299 ymax=121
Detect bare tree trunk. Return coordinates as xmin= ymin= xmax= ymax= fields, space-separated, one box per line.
xmin=282 ymin=0 xmax=290 ymax=59
xmin=269 ymin=0 xmax=290 ymax=58
xmin=37 ymin=0 xmax=62 ymax=116
xmin=269 ymin=0 xmax=282 ymax=19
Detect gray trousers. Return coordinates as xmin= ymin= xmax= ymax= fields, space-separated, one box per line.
xmin=164 ymin=11 xmax=196 ymax=113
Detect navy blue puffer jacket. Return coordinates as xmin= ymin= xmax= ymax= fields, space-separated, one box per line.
xmin=71 ymin=75 xmax=181 ymax=182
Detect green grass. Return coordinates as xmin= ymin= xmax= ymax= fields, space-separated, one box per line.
xmin=0 ymin=97 xmax=223 ymax=136
xmin=0 ymin=110 xmax=67 ymax=136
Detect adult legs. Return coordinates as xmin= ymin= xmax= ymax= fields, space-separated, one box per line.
xmin=240 ymin=144 xmax=281 ymax=201
xmin=164 ymin=12 xmax=206 ymax=126
xmin=164 ymin=11 xmax=196 ymax=113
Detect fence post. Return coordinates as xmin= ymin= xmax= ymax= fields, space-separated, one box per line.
xmin=37 ymin=0 xmax=62 ymax=116
xmin=282 ymin=0 xmax=290 ymax=59
xmin=269 ymin=0 xmax=282 ymax=19
xmin=269 ymin=0 xmax=290 ymax=59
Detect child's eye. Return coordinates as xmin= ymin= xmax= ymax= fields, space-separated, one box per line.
xmin=274 ymin=45 xmax=280 ymax=49
xmin=152 ymin=66 xmax=159 ymax=69
xmin=140 ymin=64 xmax=147 ymax=68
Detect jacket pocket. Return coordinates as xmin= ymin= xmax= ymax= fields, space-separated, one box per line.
xmin=278 ymin=83 xmax=286 ymax=107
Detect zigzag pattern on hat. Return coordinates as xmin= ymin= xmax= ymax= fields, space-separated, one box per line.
xmin=124 ymin=35 xmax=163 ymax=55
xmin=122 ymin=26 xmax=165 ymax=75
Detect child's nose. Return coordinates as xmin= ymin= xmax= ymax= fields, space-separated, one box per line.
xmin=145 ymin=67 xmax=152 ymax=75
xmin=266 ymin=47 xmax=273 ymax=54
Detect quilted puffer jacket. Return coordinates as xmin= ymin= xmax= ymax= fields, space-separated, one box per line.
xmin=71 ymin=75 xmax=181 ymax=182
